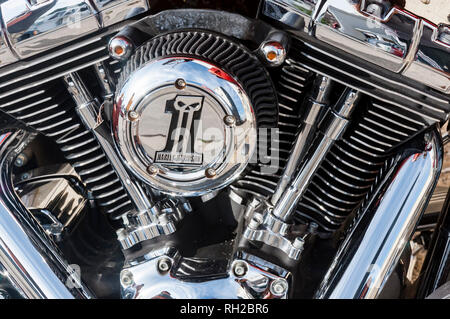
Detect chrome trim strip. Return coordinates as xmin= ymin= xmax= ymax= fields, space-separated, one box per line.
xmin=0 ymin=130 xmax=93 ymax=299
xmin=315 ymin=129 xmax=442 ymax=299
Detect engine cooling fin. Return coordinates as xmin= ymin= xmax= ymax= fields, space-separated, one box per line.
xmin=231 ymin=55 xmax=430 ymax=234
xmin=0 ymin=37 xmax=134 ymax=219
xmin=293 ymin=95 xmax=428 ymax=233
xmin=230 ymin=59 xmax=313 ymax=198
xmin=118 ymin=30 xmax=279 ymax=128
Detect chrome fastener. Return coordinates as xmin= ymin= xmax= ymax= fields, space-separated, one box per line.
xmin=175 ymin=78 xmax=187 ymax=90
xmin=147 ymin=165 xmax=159 ymax=176
xmin=205 ymin=168 xmax=217 ymax=178
xmin=109 ymin=36 xmax=134 ymax=61
xmin=128 ymin=111 xmax=139 ymax=122
xmin=233 ymin=261 xmax=248 ymax=277
xmin=260 ymin=41 xmax=286 ymax=66
xmin=157 ymin=258 xmax=172 ymax=273
xmin=120 ymin=270 xmax=134 ymax=287
xmin=270 ymin=279 xmax=288 ymax=296
xmin=224 ymin=115 xmax=236 ymax=126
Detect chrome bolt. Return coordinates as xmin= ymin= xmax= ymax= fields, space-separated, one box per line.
xmin=128 ymin=111 xmax=139 ymax=121
xmin=292 ymin=237 xmax=305 ymax=250
xmin=205 ymin=167 xmax=217 ymax=178
xmin=261 ymin=41 xmax=286 ymax=66
xmin=147 ymin=165 xmax=159 ymax=176
xmin=270 ymin=279 xmax=288 ymax=296
xmin=157 ymin=258 xmax=172 ymax=273
xmin=120 ymin=270 xmax=134 ymax=287
xmin=248 ymin=215 xmax=263 ymax=230
xmin=224 ymin=115 xmax=236 ymax=126
xmin=109 ymin=36 xmax=134 ymax=60
xmin=233 ymin=261 xmax=248 ymax=277
xmin=175 ymin=78 xmax=186 ymax=90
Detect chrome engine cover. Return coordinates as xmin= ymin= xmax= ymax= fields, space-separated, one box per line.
xmin=113 ymin=57 xmax=257 ymax=196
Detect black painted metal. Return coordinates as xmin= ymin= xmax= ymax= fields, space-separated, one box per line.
xmin=417 ymin=187 xmax=450 ymax=298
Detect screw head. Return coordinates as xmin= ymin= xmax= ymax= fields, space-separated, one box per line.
xmin=233 ymin=261 xmax=248 ymax=277
xmin=270 ymin=279 xmax=288 ymax=296
xmin=147 ymin=165 xmax=159 ymax=176
xmin=205 ymin=167 xmax=217 ymax=178
xmin=120 ymin=270 xmax=134 ymax=287
xmin=128 ymin=111 xmax=139 ymax=121
xmin=175 ymin=78 xmax=186 ymax=90
xmin=157 ymin=258 xmax=172 ymax=273
xmin=224 ymin=115 xmax=236 ymax=126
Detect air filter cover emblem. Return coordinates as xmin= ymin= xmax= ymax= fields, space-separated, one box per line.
xmin=113 ymin=57 xmax=257 ymax=196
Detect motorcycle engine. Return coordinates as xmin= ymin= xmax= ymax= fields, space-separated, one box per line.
xmin=1 ymin=0 xmax=448 ymax=301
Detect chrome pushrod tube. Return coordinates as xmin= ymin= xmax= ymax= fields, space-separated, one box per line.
xmin=63 ymin=72 xmax=156 ymax=216
xmin=315 ymin=129 xmax=443 ymax=299
xmin=270 ymin=76 xmax=333 ymax=205
xmin=0 ymin=131 xmax=93 ymax=299
xmin=272 ymin=88 xmax=361 ymax=221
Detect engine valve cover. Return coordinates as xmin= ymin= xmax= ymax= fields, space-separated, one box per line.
xmin=113 ymin=57 xmax=257 ymax=196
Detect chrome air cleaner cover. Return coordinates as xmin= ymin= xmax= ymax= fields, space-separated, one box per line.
xmin=113 ymin=57 xmax=257 ymax=196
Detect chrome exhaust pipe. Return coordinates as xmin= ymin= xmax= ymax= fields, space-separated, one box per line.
xmin=0 ymin=130 xmax=92 ymax=299
xmin=315 ymin=129 xmax=443 ymax=299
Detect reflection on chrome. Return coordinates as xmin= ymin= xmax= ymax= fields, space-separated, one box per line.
xmin=114 ymin=57 xmax=257 ymax=197
xmin=0 ymin=130 xmax=92 ymax=299
xmin=315 ymin=129 xmax=442 ymax=299
xmin=0 ymin=0 xmax=149 ymax=65
xmin=262 ymin=0 xmax=450 ymax=93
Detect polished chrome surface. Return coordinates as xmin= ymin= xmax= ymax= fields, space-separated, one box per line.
xmin=262 ymin=0 xmax=320 ymax=34
xmin=262 ymin=0 xmax=450 ymax=94
xmin=92 ymin=0 xmax=148 ymax=27
xmin=116 ymin=198 xmax=190 ymax=250
xmin=0 ymin=0 xmax=149 ymax=69
xmin=114 ymin=57 xmax=257 ymax=197
xmin=271 ymin=75 xmax=333 ymax=205
xmin=260 ymin=41 xmax=287 ymax=66
xmin=0 ymin=131 xmax=92 ymax=299
xmin=108 ymin=35 xmax=133 ymax=60
xmin=243 ymin=88 xmax=360 ymax=260
xmin=64 ymin=72 xmax=154 ymax=214
xmin=16 ymin=163 xmax=87 ymax=241
xmin=403 ymin=21 xmax=450 ymax=94
xmin=64 ymin=72 xmax=185 ymax=249
xmin=315 ymin=129 xmax=442 ymax=299
xmin=121 ymin=248 xmax=291 ymax=299
xmin=272 ymin=88 xmax=360 ymax=221
xmin=243 ymin=212 xmax=305 ymax=260
xmin=314 ymin=0 xmax=418 ymax=73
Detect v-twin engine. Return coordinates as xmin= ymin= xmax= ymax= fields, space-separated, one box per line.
xmin=0 ymin=0 xmax=449 ymax=300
